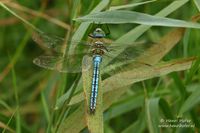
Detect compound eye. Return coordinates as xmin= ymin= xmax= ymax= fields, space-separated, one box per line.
xmin=96 ymin=28 xmax=102 ymax=32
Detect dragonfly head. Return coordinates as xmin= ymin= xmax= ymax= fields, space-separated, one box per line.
xmin=89 ymin=28 xmax=106 ymax=38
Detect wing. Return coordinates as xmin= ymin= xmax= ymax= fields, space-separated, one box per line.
xmin=103 ymin=41 xmax=159 ymax=64
xmin=32 ymin=31 xmax=92 ymax=54
xmin=33 ymin=54 xmax=92 ymax=73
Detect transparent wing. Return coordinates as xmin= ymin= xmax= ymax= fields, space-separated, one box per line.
xmin=104 ymin=41 xmax=159 ymax=64
xmin=32 ymin=31 xmax=151 ymax=54
xmin=32 ymin=31 xmax=92 ymax=54
xmin=32 ymin=31 xmax=158 ymax=73
xmin=33 ymin=54 xmax=92 ymax=73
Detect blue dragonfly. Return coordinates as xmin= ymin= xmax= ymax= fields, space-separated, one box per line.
xmin=32 ymin=27 xmax=150 ymax=113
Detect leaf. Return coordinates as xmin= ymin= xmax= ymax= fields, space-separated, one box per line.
xmin=57 ymin=104 xmax=86 ymax=133
xmin=185 ymin=56 xmax=200 ymax=84
xmin=145 ymin=98 xmax=174 ymax=133
xmin=159 ymin=99 xmax=174 ymax=120
xmin=121 ymin=110 xmax=146 ymax=133
xmin=82 ymin=56 xmax=104 ymax=133
xmin=104 ymin=93 xmax=144 ymax=121
xmin=193 ymin=0 xmax=200 ymax=11
xmin=109 ymin=0 xmax=157 ymax=10
xmin=179 ymin=87 xmax=200 ymax=116
xmin=0 ymin=2 xmax=42 ymax=32
xmin=75 ymin=10 xmax=200 ymax=29
xmin=146 ymin=98 xmax=160 ymax=133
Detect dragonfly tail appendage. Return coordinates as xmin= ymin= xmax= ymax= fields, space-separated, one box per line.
xmin=90 ymin=55 xmax=102 ymax=114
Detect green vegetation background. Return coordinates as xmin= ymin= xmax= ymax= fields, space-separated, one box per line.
xmin=0 ymin=0 xmax=200 ymax=133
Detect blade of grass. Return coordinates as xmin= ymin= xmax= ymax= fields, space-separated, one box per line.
xmin=1 ymin=1 xmax=70 ymax=30
xmin=121 ymin=110 xmax=146 ymax=133
xmin=146 ymin=98 xmax=160 ymax=133
xmin=0 ymin=100 xmax=12 ymax=112
xmin=57 ymin=104 xmax=86 ymax=133
xmin=75 ymin=10 xmax=200 ymax=28
xmin=159 ymin=99 xmax=174 ymax=120
xmin=109 ymin=0 xmax=157 ymax=10
xmin=104 ymin=93 xmax=144 ymax=121
xmin=170 ymin=72 xmax=187 ymax=101
xmin=0 ymin=121 xmax=15 ymax=133
xmin=41 ymin=91 xmax=50 ymax=124
xmin=11 ymin=66 xmax=21 ymax=133
xmin=185 ymin=56 xmax=200 ymax=84
xmin=178 ymin=86 xmax=200 ymax=116
xmin=0 ymin=2 xmax=45 ymax=83
xmin=193 ymin=0 xmax=200 ymax=11
xmin=0 ymin=2 xmax=42 ymax=32
xmin=2 ymin=111 xmax=16 ymax=133
xmin=183 ymin=29 xmax=191 ymax=57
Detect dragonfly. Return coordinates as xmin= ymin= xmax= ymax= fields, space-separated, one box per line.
xmin=32 ymin=27 xmax=151 ymax=113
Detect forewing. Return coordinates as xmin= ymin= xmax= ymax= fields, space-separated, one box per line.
xmin=33 ymin=54 xmax=92 ymax=73
xmin=32 ymin=31 xmax=92 ymax=54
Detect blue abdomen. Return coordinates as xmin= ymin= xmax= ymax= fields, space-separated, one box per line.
xmin=90 ymin=55 xmax=102 ymax=113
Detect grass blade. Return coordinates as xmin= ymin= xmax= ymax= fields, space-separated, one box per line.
xmin=104 ymin=93 xmax=144 ymax=121
xmin=193 ymin=0 xmax=200 ymax=11
xmin=146 ymin=98 xmax=160 ymax=133
xmin=179 ymin=87 xmax=200 ymax=116
xmin=109 ymin=0 xmax=157 ymax=10
xmin=121 ymin=110 xmax=146 ymax=133
xmin=75 ymin=10 xmax=200 ymax=28
xmin=11 ymin=66 xmax=21 ymax=133
xmin=41 ymin=91 xmax=50 ymax=124
xmin=185 ymin=56 xmax=200 ymax=84
xmin=0 ymin=2 xmax=41 ymax=32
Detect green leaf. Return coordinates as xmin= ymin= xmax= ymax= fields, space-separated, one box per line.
xmin=179 ymin=87 xmax=200 ymax=115
xmin=121 ymin=110 xmax=146 ymax=133
xmin=146 ymin=98 xmax=160 ymax=133
xmin=11 ymin=66 xmax=21 ymax=133
xmin=75 ymin=10 xmax=200 ymax=29
xmin=104 ymin=93 xmax=144 ymax=121
xmin=185 ymin=56 xmax=200 ymax=84
xmin=109 ymin=0 xmax=157 ymax=10
xmin=57 ymin=104 xmax=85 ymax=133
xmin=159 ymin=99 xmax=174 ymax=120
xmin=193 ymin=0 xmax=200 ymax=11
xmin=0 ymin=2 xmax=41 ymax=33
xmin=41 ymin=92 xmax=50 ymax=123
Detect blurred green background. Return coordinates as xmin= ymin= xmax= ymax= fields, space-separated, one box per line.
xmin=0 ymin=0 xmax=200 ymax=133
